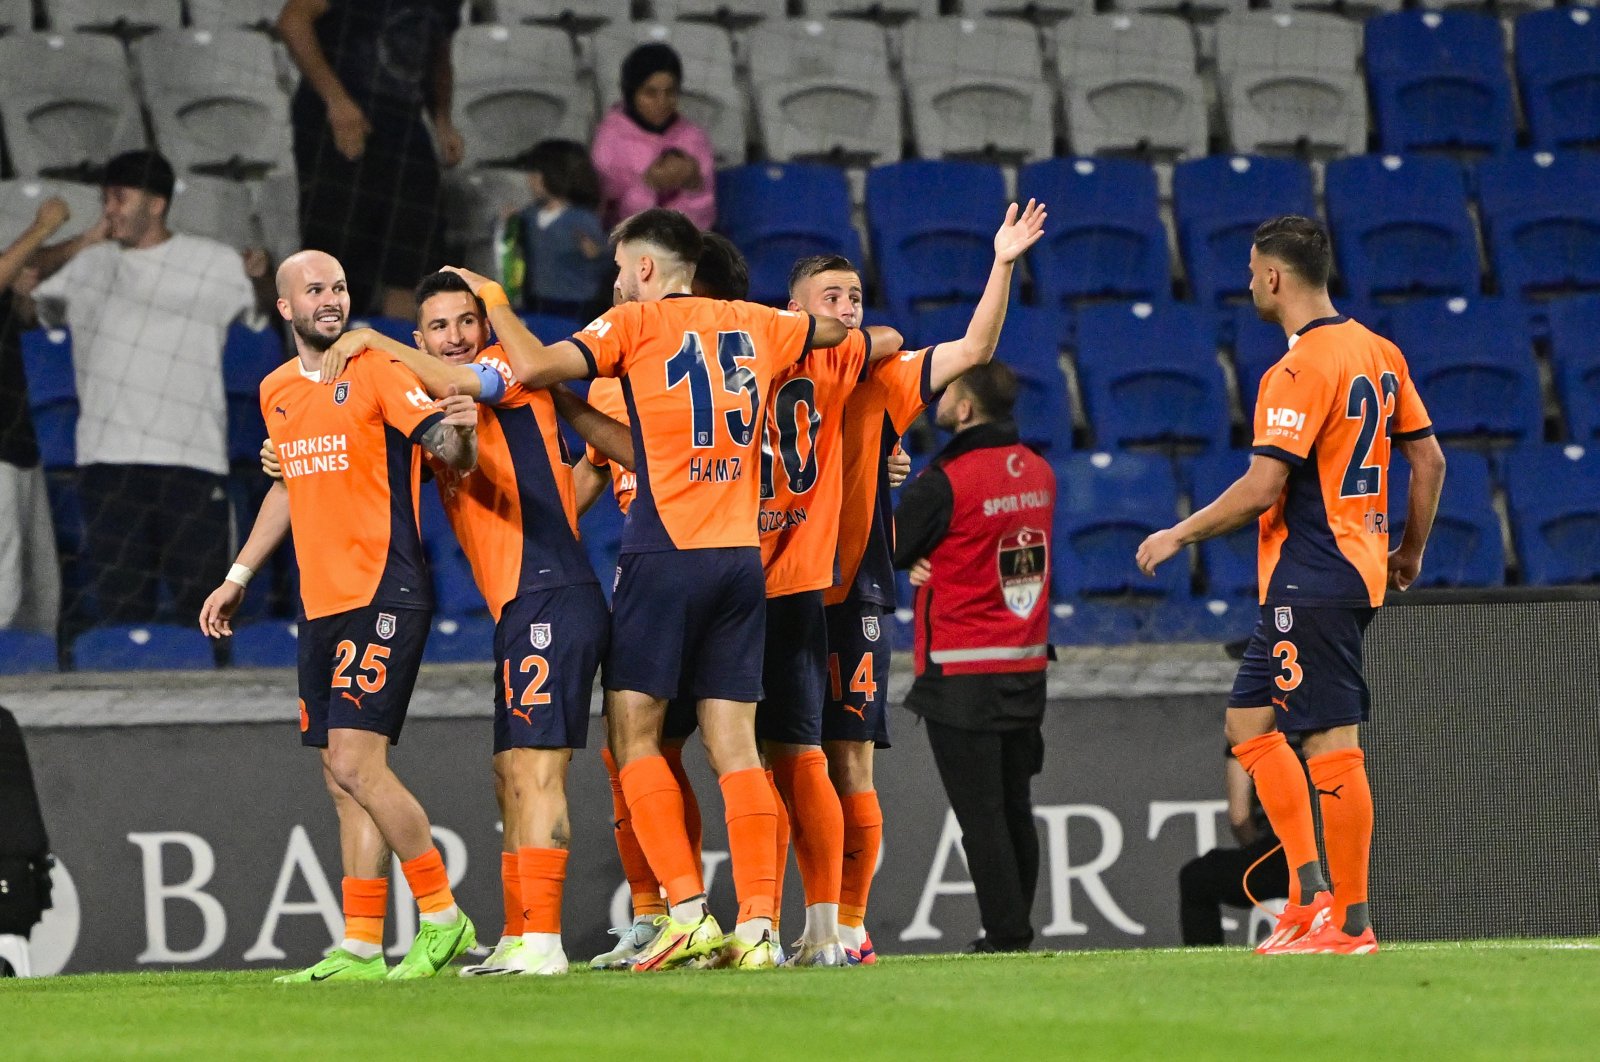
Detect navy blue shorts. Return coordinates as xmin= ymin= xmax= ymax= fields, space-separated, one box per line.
xmin=605 ymin=546 xmax=766 ymax=703
xmin=820 ymin=601 xmax=892 ymax=748
xmin=1229 ymin=604 xmax=1377 ymax=734
xmin=298 ymin=604 xmax=430 ymax=748
xmin=756 ymin=590 xmax=829 ymax=746
xmin=493 ymin=583 xmax=608 ymax=753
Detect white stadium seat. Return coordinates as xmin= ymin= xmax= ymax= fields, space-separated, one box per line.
xmin=1057 ymin=14 xmax=1208 ymax=160
xmin=656 ymin=0 xmax=788 ymax=20
xmin=186 ymin=0 xmax=284 ymax=30
xmin=1215 ymin=12 xmax=1367 ymax=158
xmin=904 ymin=17 xmax=1053 ymax=163
xmin=801 ymin=0 xmax=942 ymax=19
xmin=0 ymin=34 xmax=147 ymax=179
xmin=491 ymin=0 xmax=632 ymax=23
xmin=167 ymin=174 xmax=258 ymax=251
xmin=452 ymin=24 xmax=594 ymax=167
xmin=745 ymin=19 xmax=902 ymax=164
xmin=0 ymin=178 xmax=104 ymax=249
xmin=41 ymin=0 xmax=182 ymax=32
xmin=592 ymin=21 xmax=748 ymax=167
xmin=0 ymin=0 xmax=31 ymax=32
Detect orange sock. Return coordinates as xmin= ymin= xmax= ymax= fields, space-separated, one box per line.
xmin=342 ymin=876 xmax=387 ymax=946
xmin=517 ymin=847 xmax=568 ymax=936
xmin=771 ymin=751 xmax=844 ymax=906
xmin=602 ymin=748 xmax=665 ymax=917
xmin=768 ymin=768 xmax=790 ymax=931
xmin=619 ymin=755 xmax=704 ymax=905
xmin=399 ymin=848 xmax=455 ymax=915
xmin=840 ymin=790 xmax=883 ymax=929
xmin=663 ymin=744 xmax=703 ymax=868
xmin=1308 ymin=748 xmax=1373 ymax=934
xmin=719 ymin=766 xmax=778 ymax=924
xmin=1231 ymin=731 xmax=1322 ymax=905
xmin=500 ymin=852 xmax=524 ymax=937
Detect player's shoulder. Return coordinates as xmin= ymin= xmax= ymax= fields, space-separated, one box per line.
xmin=261 ymin=357 xmax=304 ymax=391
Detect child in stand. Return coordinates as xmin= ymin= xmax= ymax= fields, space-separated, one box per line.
xmin=500 ymin=139 xmax=612 ymax=320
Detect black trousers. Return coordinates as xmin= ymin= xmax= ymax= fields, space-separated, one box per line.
xmin=77 ymin=464 xmax=230 ymax=626
xmin=924 ymin=717 xmax=1044 ymax=951
xmin=1178 ymin=842 xmax=1290 ymax=946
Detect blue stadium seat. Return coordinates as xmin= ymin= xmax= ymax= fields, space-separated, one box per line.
xmin=418 ymin=486 xmax=455 ymax=560
xmin=1173 ymin=155 xmax=1316 ymax=309
xmin=521 ymin=313 xmax=584 ymax=342
xmin=424 ymin=614 xmax=496 ymax=664
xmin=1190 ymin=450 xmax=1259 ymax=600
xmin=716 ymin=164 xmax=864 ymax=306
xmin=19 ymin=328 xmax=72 ymax=406
xmin=0 ymin=629 xmax=57 ymax=674
xmin=1233 ymin=307 xmax=1286 ymax=424
xmin=229 ymin=621 xmax=299 ymax=668
xmin=347 ymin=316 xmax=416 ymax=344
xmin=1365 ymin=12 xmax=1516 ymax=156
xmin=1048 ymin=601 xmax=1142 ymax=647
xmin=431 ymin=546 xmax=484 ymax=618
xmin=1515 ymin=8 xmax=1600 ymax=152
xmin=913 ymin=304 xmax=1070 ymax=454
xmin=30 ymin=401 xmax=76 ymax=470
xmin=1388 ymin=449 xmax=1505 ymax=588
xmin=1324 ymin=154 xmax=1479 ymax=303
xmin=1387 ymin=297 xmax=1544 ymax=443
xmin=1076 ymin=302 xmax=1231 ymax=452
xmin=1548 ymin=295 xmax=1600 ymax=443
xmin=1503 ymin=444 xmax=1600 ymax=585
xmin=866 ymin=160 xmax=1009 ymax=321
xmin=1140 ymin=597 xmax=1258 ymax=645
xmin=1052 ymin=450 xmax=1178 ymax=516
xmin=1054 ymin=501 xmax=1187 ymax=598
xmin=1018 ymin=157 xmax=1170 ymax=307
xmin=223 ymin=320 xmax=282 ymax=465
xmin=73 ymin=624 xmax=215 ymax=671
xmin=1477 ymin=152 xmax=1600 ymax=300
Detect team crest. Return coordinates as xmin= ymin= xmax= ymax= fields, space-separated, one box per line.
xmin=862 ymin=615 xmax=881 ymax=642
xmin=1274 ymin=606 xmax=1294 ymax=633
xmin=333 ymin=381 xmax=350 ymax=405
xmin=998 ymin=527 xmax=1048 ymax=619
xmin=530 ymin=623 xmax=552 ymax=650
xmin=375 ymin=612 xmax=396 ymax=640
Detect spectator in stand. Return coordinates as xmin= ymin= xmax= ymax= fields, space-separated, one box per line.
xmin=591 ymin=43 xmax=716 ymax=231
xmin=19 ymin=151 xmax=264 ymax=628
xmin=0 ymin=197 xmax=71 ymax=636
xmin=279 ymin=0 xmax=465 ymax=319
xmin=508 ymin=139 xmax=612 ymax=320
xmin=1178 ymin=751 xmax=1289 ymax=946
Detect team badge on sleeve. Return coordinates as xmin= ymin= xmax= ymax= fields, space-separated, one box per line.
xmin=862 ymin=615 xmax=881 ymax=642
xmin=998 ymin=527 xmax=1048 ymax=619
xmin=1275 ymin=606 xmax=1294 ymax=633
xmin=376 ymin=612 xmax=396 ymax=639
xmin=530 ymin=623 xmax=552 ymax=650
xmin=333 ymin=381 xmax=350 ymax=405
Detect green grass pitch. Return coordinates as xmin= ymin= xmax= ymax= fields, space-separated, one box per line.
xmin=4 ymin=941 xmax=1598 ymax=1060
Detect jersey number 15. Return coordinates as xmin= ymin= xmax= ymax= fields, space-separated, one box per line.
xmin=666 ymin=330 xmax=759 ymax=449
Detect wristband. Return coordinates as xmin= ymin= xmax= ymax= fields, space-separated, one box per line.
xmin=225 ymin=563 xmax=254 ymax=588
xmin=479 ymin=282 xmax=510 ymax=313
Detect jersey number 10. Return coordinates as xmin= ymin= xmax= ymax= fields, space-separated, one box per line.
xmin=665 ymin=330 xmax=759 ymax=449
xmin=1341 ymin=372 xmax=1399 ymax=499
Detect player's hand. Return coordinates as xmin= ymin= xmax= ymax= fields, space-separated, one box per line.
xmin=1387 ymin=547 xmax=1423 ymax=592
xmin=435 ymin=118 xmax=465 ymax=169
xmin=198 ymin=581 xmax=245 ymax=639
xmin=318 ymin=327 xmax=372 ymax=383
xmin=887 ymin=446 xmax=912 ymax=488
xmin=260 ymin=438 xmax=281 ymax=480
xmin=436 ymin=390 xmax=477 ymax=428
xmin=327 ymin=94 xmax=371 ymax=161
xmin=241 ymin=247 xmax=270 ymax=280
xmin=32 ymin=196 xmax=70 ymax=234
xmin=908 ymin=558 xmax=933 ymax=587
xmin=440 ymin=265 xmax=495 ymax=295
xmin=993 ymin=199 xmax=1047 ymax=265
xmin=1136 ymin=528 xmax=1183 ymax=576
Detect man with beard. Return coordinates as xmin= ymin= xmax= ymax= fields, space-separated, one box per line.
xmin=198 ymin=250 xmax=480 ymax=981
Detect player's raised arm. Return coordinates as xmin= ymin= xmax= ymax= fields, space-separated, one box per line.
xmin=199 ymin=481 xmax=290 ymax=638
xmin=550 ymin=383 xmax=635 ymax=472
xmin=1389 ymin=435 xmax=1446 ymax=591
xmin=926 ymin=200 xmax=1047 ymax=391
xmin=417 ymin=393 xmax=479 ymax=472
xmin=441 ymin=266 xmax=592 ymax=388
xmin=1136 ymin=455 xmax=1290 ymax=576
xmin=319 ymin=326 xmax=487 ymax=399
xmin=809 ymin=313 xmax=849 ymax=351
xmin=864 ymin=324 xmax=904 ymax=361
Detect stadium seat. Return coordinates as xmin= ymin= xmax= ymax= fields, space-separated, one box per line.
xmin=1214 ymin=12 xmax=1367 ymax=159
xmin=186 ymin=0 xmax=281 ymax=30
xmin=0 ymin=34 xmax=146 ymax=179
xmin=802 ymin=0 xmax=940 ymax=18
xmin=715 ymin=164 xmax=863 ymax=306
xmin=431 ymin=546 xmax=485 ymax=619
xmin=522 ymin=313 xmax=584 ymax=343
xmin=0 ymin=0 xmax=28 ymax=32
xmin=223 ymin=320 xmax=283 ymax=465
xmin=1364 ymin=12 xmax=1516 ymax=155
xmin=1503 ymin=444 xmax=1600 ymax=585
xmin=1388 ymin=448 xmax=1505 ymax=588
xmin=1387 ymin=297 xmax=1544 ymax=444
xmin=1189 ymin=449 xmax=1259 ymax=599
xmin=346 ymin=316 xmax=417 ymax=344
xmin=229 ymin=622 xmax=299 ymax=669
xmin=1172 ymin=155 xmax=1316 ymax=309
xmin=592 ymin=22 xmax=746 ymax=167
xmin=167 ymin=175 xmax=257 ymax=251
xmin=1548 ymin=295 xmax=1600 ymax=443
xmin=964 ymin=0 xmax=1087 ymax=16
xmin=30 ymin=402 xmax=76 ymax=471
xmin=1075 ymin=301 xmax=1232 ymax=452
xmin=1048 ymin=601 xmax=1142 ymax=646
xmin=1515 ymin=8 xmax=1600 ymax=152
xmin=1140 ymin=597 xmax=1257 ymax=645
xmin=1232 ymin=306 xmax=1286 ymax=423
xmin=1018 ymin=157 xmax=1170 ymax=307
xmin=450 ymin=25 xmax=592 ymax=169
xmin=19 ymin=327 xmax=73 ymax=408
xmin=914 ymin=304 xmax=1070 ymax=453
xmin=1324 ymin=154 xmax=1479 ymax=303
xmin=73 ymin=624 xmax=215 ymax=671
xmin=0 ymin=180 xmax=101 ymax=249
xmin=1055 ymin=501 xmax=1188 ymax=598
xmin=1477 ymin=152 xmax=1600 ymax=300
xmin=663 ymin=0 xmax=789 ymax=20
xmin=0 ymin=630 xmax=58 ymax=675
xmin=1055 ymin=15 xmax=1207 ymax=161
xmin=440 ymin=166 xmax=527 ymax=280
xmin=1053 ymin=449 xmax=1179 ymax=516
xmin=135 ymin=29 xmax=292 ymax=179
xmin=745 ymin=19 xmax=901 ymax=165
xmin=491 ymin=0 xmax=631 ymax=25
xmin=424 ymin=615 xmax=497 ymax=664
xmin=43 ymin=0 xmax=181 ymax=32
xmin=902 ymin=17 xmax=1053 ymax=164
xmin=866 ymin=160 xmax=1008 ymax=321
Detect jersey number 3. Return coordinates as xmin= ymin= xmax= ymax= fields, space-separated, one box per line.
xmin=1341 ymin=372 xmax=1399 ymax=498
xmin=666 ymin=330 xmax=759 ymax=448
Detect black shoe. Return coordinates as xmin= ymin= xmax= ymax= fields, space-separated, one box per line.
xmin=967 ymin=936 xmax=1031 ymax=954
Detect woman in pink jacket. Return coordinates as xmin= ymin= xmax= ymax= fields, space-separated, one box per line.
xmin=591 ymin=43 xmax=717 ymax=231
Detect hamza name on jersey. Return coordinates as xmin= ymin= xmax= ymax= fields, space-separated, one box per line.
xmin=688 ymin=456 xmax=743 ymax=483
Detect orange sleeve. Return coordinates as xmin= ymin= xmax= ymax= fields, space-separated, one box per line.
xmin=874 ymin=347 xmax=935 ymax=435
xmin=365 ymin=351 xmax=445 ymax=442
xmin=1391 ymin=361 xmax=1434 ymax=440
xmin=476 ymin=350 xmax=531 ymax=407
xmin=757 ymin=306 xmax=816 ymax=375
xmin=1251 ymin=353 xmax=1337 ymax=465
xmin=568 ymin=301 xmax=641 ymax=379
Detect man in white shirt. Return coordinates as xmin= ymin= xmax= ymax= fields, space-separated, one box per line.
xmin=23 ymin=151 xmax=259 ymax=627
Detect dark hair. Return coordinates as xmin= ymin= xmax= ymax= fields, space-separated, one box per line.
xmin=958 ymin=361 xmax=1019 ymax=421
xmin=610 ymin=208 xmax=704 ymax=269
xmin=787 ymin=254 xmax=859 ymax=296
xmin=693 ymin=232 xmax=749 ymax=300
xmin=102 ymin=149 xmax=175 ymax=201
xmin=512 ymin=139 xmax=601 ymax=211
xmin=1252 ymin=215 xmax=1332 ymax=289
xmin=413 ymin=270 xmax=485 ymax=321
xmin=621 ymin=42 xmax=683 ymax=103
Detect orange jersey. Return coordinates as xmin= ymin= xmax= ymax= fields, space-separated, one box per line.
xmin=759 ymin=329 xmax=872 ymax=597
xmin=825 ymin=347 xmax=935 ymax=609
xmin=569 ymin=294 xmax=813 ymax=551
xmin=260 ymin=351 xmax=443 ymax=621
xmin=431 ymin=344 xmax=593 ymax=621
xmin=584 ymin=376 xmax=637 ymax=514
xmin=1252 ymin=315 xmax=1433 ymax=608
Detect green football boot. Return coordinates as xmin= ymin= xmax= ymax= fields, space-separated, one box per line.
xmin=388 ymin=912 xmax=478 ymax=980
xmin=274 ymin=948 xmax=387 ymax=983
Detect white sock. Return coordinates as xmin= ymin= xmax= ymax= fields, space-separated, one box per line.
xmin=838 ymin=924 xmax=866 ymax=951
xmin=669 ymin=896 xmax=706 ymax=923
xmin=521 ymin=931 xmax=562 ymax=953
xmin=419 ymin=904 xmax=459 ymax=926
xmin=734 ymin=916 xmax=773 ymax=946
xmin=341 ymin=938 xmax=381 ymax=960
xmin=802 ymin=902 xmax=840 ymax=945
